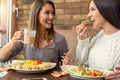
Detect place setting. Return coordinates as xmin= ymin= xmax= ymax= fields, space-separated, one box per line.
xmin=4 ymin=59 xmax=56 ymax=74
xmin=60 ymin=65 xmax=113 ymax=80
xmin=0 ymin=61 xmax=11 ymax=79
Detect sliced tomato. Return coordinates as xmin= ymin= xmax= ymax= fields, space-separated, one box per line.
xmin=91 ymin=72 xmax=97 ymax=76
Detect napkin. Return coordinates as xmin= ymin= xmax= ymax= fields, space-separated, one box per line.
xmin=0 ymin=71 xmax=7 ymax=78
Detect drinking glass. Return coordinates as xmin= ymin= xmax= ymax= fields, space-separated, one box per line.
xmin=24 ymin=28 xmax=36 ymax=45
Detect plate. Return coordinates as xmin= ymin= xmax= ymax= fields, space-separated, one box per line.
xmin=61 ymin=65 xmax=110 ymax=80
xmin=4 ymin=62 xmax=56 ymax=73
xmin=22 ymin=77 xmax=48 ymax=80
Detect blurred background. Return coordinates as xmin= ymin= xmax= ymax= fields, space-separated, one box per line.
xmin=0 ymin=0 xmax=89 ymax=46
xmin=16 ymin=0 xmax=89 ymax=30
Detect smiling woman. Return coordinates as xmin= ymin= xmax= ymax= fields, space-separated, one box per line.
xmin=0 ymin=0 xmax=69 ymax=67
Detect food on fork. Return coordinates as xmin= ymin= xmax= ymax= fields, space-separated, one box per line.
xmin=81 ymin=19 xmax=92 ymax=25
xmin=11 ymin=60 xmax=51 ymax=70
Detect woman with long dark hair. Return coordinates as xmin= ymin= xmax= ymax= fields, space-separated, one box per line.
xmin=76 ymin=0 xmax=120 ymax=70
xmin=63 ymin=0 xmax=120 ymax=79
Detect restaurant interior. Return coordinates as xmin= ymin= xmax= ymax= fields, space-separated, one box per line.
xmin=0 ymin=0 xmax=99 ymax=80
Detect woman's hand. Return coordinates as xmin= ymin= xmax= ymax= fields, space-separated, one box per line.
xmin=105 ymin=67 xmax=120 ymax=80
xmin=62 ymin=51 xmax=72 ymax=65
xmin=76 ymin=23 xmax=89 ymax=40
xmin=10 ymin=30 xmax=24 ymax=43
xmin=0 ymin=30 xmax=23 ymax=60
xmin=0 ymin=27 xmax=6 ymax=34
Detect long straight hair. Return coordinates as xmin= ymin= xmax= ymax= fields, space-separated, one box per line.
xmin=93 ymin=0 xmax=120 ymax=29
xmin=29 ymin=0 xmax=56 ymax=47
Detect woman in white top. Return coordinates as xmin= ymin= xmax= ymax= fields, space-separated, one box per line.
xmin=62 ymin=0 xmax=120 ymax=79
xmin=77 ymin=0 xmax=120 ymax=70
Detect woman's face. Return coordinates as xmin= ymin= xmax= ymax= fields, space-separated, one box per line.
xmin=87 ymin=0 xmax=106 ymax=29
xmin=38 ymin=3 xmax=55 ymax=29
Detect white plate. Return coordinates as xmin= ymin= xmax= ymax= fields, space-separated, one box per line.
xmin=22 ymin=77 xmax=48 ymax=80
xmin=4 ymin=62 xmax=56 ymax=73
xmin=61 ymin=65 xmax=110 ymax=80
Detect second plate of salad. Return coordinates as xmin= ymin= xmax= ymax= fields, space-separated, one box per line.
xmin=60 ymin=65 xmax=111 ymax=80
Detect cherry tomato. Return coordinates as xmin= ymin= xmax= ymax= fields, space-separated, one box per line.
xmin=91 ymin=73 xmax=97 ymax=76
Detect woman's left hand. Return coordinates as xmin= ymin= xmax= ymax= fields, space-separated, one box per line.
xmin=105 ymin=67 xmax=120 ymax=80
xmin=61 ymin=51 xmax=72 ymax=65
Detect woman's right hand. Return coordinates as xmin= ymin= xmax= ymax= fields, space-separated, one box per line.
xmin=76 ymin=23 xmax=89 ymax=40
xmin=0 ymin=30 xmax=23 ymax=60
xmin=11 ymin=30 xmax=24 ymax=43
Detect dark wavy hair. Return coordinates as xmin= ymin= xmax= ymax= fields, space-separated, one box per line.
xmin=92 ymin=0 xmax=120 ymax=29
xmin=29 ymin=0 xmax=56 ymax=47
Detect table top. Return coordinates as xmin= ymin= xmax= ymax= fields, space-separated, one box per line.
xmin=2 ymin=66 xmax=78 ymax=80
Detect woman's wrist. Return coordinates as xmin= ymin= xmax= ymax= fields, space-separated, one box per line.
xmin=9 ymin=39 xmax=18 ymax=46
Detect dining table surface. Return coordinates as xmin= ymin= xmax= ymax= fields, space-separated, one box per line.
xmin=2 ymin=66 xmax=79 ymax=80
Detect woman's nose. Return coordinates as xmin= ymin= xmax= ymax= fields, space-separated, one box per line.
xmin=87 ymin=11 xmax=91 ymax=19
xmin=49 ymin=14 xmax=54 ymax=19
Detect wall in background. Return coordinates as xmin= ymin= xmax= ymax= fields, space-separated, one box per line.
xmin=16 ymin=0 xmax=89 ymax=30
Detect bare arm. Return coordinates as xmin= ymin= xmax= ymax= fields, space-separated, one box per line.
xmin=0 ymin=30 xmax=23 ymax=60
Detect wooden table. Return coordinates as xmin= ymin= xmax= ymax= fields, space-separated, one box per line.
xmin=2 ymin=67 xmax=79 ymax=80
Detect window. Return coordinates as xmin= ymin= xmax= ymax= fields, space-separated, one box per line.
xmin=0 ymin=0 xmax=12 ymax=47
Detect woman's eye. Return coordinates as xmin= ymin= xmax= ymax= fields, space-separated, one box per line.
xmin=44 ymin=11 xmax=55 ymax=15
xmin=44 ymin=11 xmax=49 ymax=14
xmin=90 ymin=8 xmax=95 ymax=11
xmin=52 ymin=12 xmax=55 ymax=15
